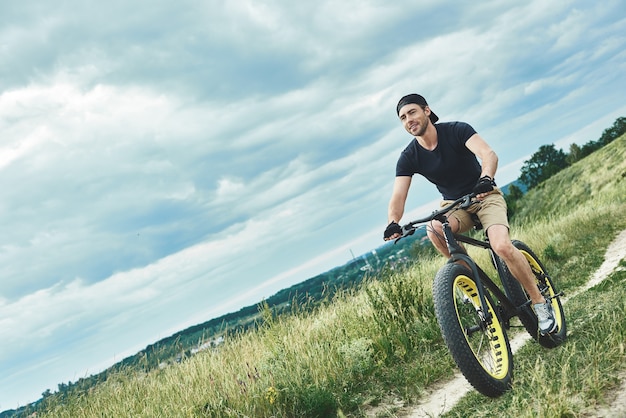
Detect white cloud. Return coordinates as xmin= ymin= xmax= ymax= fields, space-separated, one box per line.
xmin=215 ymin=177 xmax=245 ymax=199
xmin=1 ymin=0 xmax=625 ymax=408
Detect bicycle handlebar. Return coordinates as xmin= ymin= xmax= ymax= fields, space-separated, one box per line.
xmin=398 ymin=192 xmax=479 ymax=240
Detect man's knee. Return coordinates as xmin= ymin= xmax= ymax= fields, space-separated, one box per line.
xmin=427 ymin=219 xmax=443 ymax=234
xmin=426 ymin=222 xmax=448 ymax=251
xmin=492 ymin=241 xmax=517 ymax=259
xmin=487 ymin=225 xmax=515 ymax=257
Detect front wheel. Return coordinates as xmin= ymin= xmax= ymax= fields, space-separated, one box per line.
xmin=500 ymin=240 xmax=567 ymax=348
xmin=433 ymin=263 xmax=513 ymax=397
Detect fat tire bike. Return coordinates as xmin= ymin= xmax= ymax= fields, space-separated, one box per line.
xmin=397 ymin=192 xmax=567 ymax=397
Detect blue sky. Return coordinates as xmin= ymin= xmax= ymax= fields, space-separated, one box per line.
xmin=1 ymin=0 xmax=625 ymax=409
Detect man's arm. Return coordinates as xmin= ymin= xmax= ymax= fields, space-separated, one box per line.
xmin=465 ymin=133 xmax=498 ymax=179
xmin=387 ymin=176 xmax=412 ymax=224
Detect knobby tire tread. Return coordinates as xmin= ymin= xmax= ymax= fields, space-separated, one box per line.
xmin=433 ymin=263 xmax=513 ymax=398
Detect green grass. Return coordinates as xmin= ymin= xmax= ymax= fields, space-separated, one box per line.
xmin=446 ymin=261 xmax=626 ymax=418
xmin=32 ymin=136 xmax=626 ymax=417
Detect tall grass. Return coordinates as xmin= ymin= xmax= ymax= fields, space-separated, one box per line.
xmin=33 ymin=136 xmax=626 ymax=417
xmin=36 ymin=265 xmax=449 ymax=417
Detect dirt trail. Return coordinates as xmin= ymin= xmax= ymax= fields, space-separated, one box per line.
xmin=407 ymin=230 xmax=626 ymax=418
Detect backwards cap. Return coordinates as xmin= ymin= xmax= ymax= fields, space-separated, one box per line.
xmin=396 ymin=94 xmax=439 ymax=123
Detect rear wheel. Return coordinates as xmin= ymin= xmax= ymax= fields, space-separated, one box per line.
xmin=500 ymin=240 xmax=567 ymax=348
xmin=433 ymin=262 xmax=513 ymax=397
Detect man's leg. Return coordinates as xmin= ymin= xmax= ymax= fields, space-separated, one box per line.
xmin=426 ymin=220 xmax=454 ymax=258
xmin=486 ymin=225 xmax=545 ymax=304
xmin=488 ymin=225 xmax=557 ymax=334
xmin=426 ymin=205 xmax=473 ymax=259
xmin=427 ymin=215 xmax=467 ymax=258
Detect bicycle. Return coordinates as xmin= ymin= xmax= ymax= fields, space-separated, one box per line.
xmin=397 ymin=192 xmax=567 ymax=397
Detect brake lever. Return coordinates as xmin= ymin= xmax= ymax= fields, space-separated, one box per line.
xmin=459 ymin=193 xmax=478 ymax=210
xmin=394 ymin=226 xmax=416 ymax=244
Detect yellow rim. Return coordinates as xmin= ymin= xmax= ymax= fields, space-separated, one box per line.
xmin=453 ymin=274 xmax=510 ymax=379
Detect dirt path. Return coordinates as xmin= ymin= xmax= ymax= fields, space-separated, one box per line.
xmin=407 ymin=230 xmax=626 ymax=418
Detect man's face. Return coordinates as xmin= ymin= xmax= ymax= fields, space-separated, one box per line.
xmin=398 ymin=103 xmax=430 ymax=137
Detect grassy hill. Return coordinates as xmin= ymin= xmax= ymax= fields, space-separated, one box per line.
xmin=9 ymin=134 xmax=626 ymax=417
xmin=2 ymin=217 xmax=428 ymax=417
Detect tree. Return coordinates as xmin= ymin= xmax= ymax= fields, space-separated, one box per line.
xmin=598 ymin=116 xmax=626 ymax=146
xmin=566 ymin=143 xmax=582 ymax=165
xmin=579 ymin=140 xmax=601 ymax=159
xmin=518 ymin=144 xmax=568 ymax=189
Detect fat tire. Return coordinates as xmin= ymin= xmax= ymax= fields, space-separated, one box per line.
xmin=500 ymin=240 xmax=567 ymax=348
xmin=433 ymin=262 xmax=513 ymax=397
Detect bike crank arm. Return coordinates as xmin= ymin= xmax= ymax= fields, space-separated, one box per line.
xmin=547 ymin=291 xmax=565 ymax=300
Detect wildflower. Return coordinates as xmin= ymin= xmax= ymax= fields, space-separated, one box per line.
xmin=265 ymin=386 xmax=278 ymax=405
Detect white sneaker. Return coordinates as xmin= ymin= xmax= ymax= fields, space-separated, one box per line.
xmin=533 ymin=302 xmax=557 ymax=335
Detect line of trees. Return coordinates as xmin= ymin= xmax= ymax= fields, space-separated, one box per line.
xmin=505 ymin=116 xmax=625 ymax=216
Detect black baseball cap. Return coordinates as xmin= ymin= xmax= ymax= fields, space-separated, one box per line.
xmin=396 ymin=94 xmax=439 ymax=123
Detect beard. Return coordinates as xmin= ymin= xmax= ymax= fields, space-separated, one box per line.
xmin=409 ymin=118 xmax=429 ymax=137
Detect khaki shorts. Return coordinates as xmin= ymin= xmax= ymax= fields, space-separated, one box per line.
xmin=441 ymin=188 xmax=509 ymax=233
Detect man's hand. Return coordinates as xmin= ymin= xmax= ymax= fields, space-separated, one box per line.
xmin=472 ymin=175 xmax=496 ymax=197
xmin=384 ymin=221 xmax=403 ymax=241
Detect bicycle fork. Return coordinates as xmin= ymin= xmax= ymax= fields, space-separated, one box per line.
xmin=441 ymin=221 xmax=495 ymax=328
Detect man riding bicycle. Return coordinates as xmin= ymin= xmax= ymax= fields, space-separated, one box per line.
xmin=383 ymin=93 xmax=557 ymax=335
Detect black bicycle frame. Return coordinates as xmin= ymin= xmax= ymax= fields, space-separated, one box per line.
xmin=438 ymin=215 xmax=521 ymax=327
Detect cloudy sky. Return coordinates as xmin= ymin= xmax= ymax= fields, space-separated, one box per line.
xmin=1 ymin=0 xmax=625 ymax=409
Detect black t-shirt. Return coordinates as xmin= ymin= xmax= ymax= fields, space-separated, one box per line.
xmin=395 ymin=122 xmax=482 ymax=200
